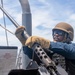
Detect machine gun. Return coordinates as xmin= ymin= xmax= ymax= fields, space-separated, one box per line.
xmin=8 ymin=42 xmax=60 ymax=75
xmin=0 ymin=4 xmax=67 ymax=75
xmin=31 ymin=43 xmax=61 ymax=75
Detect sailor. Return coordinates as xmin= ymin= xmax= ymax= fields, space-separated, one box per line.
xmin=15 ymin=22 xmax=75 ymax=75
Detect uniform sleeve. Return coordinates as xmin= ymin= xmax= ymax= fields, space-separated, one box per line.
xmin=50 ymin=42 xmax=75 ymax=59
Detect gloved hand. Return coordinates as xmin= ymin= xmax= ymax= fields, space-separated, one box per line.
xmin=15 ymin=26 xmax=25 ymax=34
xmin=15 ymin=26 xmax=26 ymax=45
xmin=25 ymin=36 xmax=50 ymax=49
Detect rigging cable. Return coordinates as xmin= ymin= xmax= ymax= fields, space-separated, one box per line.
xmin=1 ymin=0 xmax=9 ymax=46
xmin=0 ymin=24 xmax=14 ymax=35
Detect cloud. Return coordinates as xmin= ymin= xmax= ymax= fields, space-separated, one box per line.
xmin=0 ymin=0 xmax=75 ymax=47
xmin=0 ymin=0 xmax=22 ymax=47
xmin=69 ymin=14 xmax=75 ymax=20
xmin=30 ymin=0 xmax=75 ymax=42
xmin=0 ymin=11 xmax=3 ymax=19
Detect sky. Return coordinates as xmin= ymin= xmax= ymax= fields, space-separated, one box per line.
xmin=0 ymin=0 xmax=75 ymax=48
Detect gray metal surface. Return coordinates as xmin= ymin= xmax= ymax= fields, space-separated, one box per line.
xmin=16 ymin=46 xmax=33 ymax=69
xmin=56 ymin=66 xmax=68 ymax=75
xmin=0 ymin=46 xmax=17 ymax=75
xmin=19 ymin=0 xmax=32 ymax=36
xmin=38 ymin=67 xmax=50 ymax=75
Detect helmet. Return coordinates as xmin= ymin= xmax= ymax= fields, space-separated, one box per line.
xmin=52 ymin=22 xmax=74 ymax=41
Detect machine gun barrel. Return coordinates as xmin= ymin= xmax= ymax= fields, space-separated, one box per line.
xmin=32 ymin=43 xmax=55 ymax=68
xmin=0 ymin=5 xmax=19 ymax=28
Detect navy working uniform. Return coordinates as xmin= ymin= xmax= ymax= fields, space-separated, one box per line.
xmin=50 ymin=42 xmax=75 ymax=75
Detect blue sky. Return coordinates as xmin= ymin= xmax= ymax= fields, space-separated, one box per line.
xmin=0 ymin=0 xmax=75 ymax=47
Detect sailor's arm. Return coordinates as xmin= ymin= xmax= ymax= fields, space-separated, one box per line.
xmin=25 ymin=36 xmax=75 ymax=59
xmin=50 ymin=42 xmax=75 ymax=59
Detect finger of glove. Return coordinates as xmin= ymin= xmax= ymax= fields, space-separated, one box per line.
xmin=25 ymin=36 xmax=36 ymax=48
xmin=15 ymin=26 xmax=25 ymax=34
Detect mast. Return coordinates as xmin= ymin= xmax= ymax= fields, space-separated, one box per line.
xmin=19 ymin=0 xmax=32 ymax=36
xmin=18 ymin=0 xmax=32 ymax=69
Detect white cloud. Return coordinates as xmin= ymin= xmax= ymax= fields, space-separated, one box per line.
xmin=69 ymin=14 xmax=75 ymax=20
xmin=0 ymin=0 xmax=22 ymax=46
xmin=0 ymin=0 xmax=75 ymax=47
xmin=0 ymin=11 xmax=3 ymax=19
xmin=14 ymin=13 xmax=22 ymax=25
xmin=31 ymin=0 xmax=75 ymax=42
xmin=38 ymin=0 xmax=46 ymax=3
